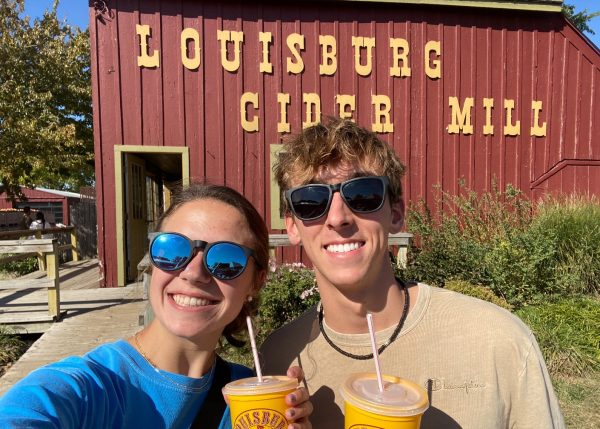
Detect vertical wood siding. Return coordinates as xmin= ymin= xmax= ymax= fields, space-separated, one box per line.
xmin=91 ymin=0 xmax=600 ymax=286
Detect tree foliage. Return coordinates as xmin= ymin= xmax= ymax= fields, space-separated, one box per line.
xmin=0 ymin=0 xmax=92 ymax=199
xmin=563 ymin=3 xmax=600 ymax=35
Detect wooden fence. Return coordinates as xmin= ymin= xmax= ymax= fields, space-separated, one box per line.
xmin=0 ymin=239 xmax=62 ymax=321
xmin=0 ymin=226 xmax=79 ymax=270
xmin=0 ymin=227 xmax=80 ymax=323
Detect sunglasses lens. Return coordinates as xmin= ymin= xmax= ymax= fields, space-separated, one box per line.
xmin=150 ymin=233 xmax=192 ymax=271
xmin=290 ymin=186 xmax=331 ymax=220
xmin=205 ymin=242 xmax=249 ymax=280
xmin=343 ymin=178 xmax=386 ymax=212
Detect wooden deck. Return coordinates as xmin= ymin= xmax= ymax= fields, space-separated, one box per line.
xmin=0 ymin=259 xmax=146 ymax=396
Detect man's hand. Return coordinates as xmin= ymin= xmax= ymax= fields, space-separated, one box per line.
xmin=284 ymin=366 xmax=313 ymax=429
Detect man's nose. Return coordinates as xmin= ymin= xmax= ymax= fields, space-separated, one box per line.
xmin=325 ymin=191 xmax=353 ymax=228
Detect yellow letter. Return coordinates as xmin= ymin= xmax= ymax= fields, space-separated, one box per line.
xmin=372 ymin=95 xmax=394 ymax=133
xmin=448 ymin=97 xmax=474 ymax=135
xmin=319 ymin=35 xmax=337 ymax=76
xmin=241 ymin=92 xmax=259 ymax=132
xmin=530 ymin=100 xmax=547 ymax=137
xmin=352 ymin=36 xmax=375 ymax=77
xmin=303 ymin=93 xmax=321 ymax=128
xmin=137 ymin=24 xmax=160 ymax=68
xmin=503 ymin=99 xmax=521 ymax=136
xmin=259 ymin=32 xmax=273 ymax=74
xmin=389 ymin=38 xmax=411 ymax=77
xmin=483 ymin=98 xmax=494 ymax=135
xmin=181 ymin=28 xmax=201 ymax=70
xmin=277 ymin=93 xmax=291 ymax=133
xmin=425 ymin=40 xmax=441 ymax=79
xmin=286 ymin=33 xmax=305 ymax=74
xmin=336 ymin=95 xmax=356 ymax=119
xmin=217 ymin=30 xmax=244 ymax=72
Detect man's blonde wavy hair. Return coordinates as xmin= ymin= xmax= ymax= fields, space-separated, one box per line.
xmin=274 ymin=117 xmax=405 ymax=213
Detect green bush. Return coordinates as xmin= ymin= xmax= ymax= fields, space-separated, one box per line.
xmin=533 ymin=196 xmax=600 ymax=296
xmin=403 ymin=185 xmax=600 ymax=307
xmin=220 ymin=263 xmax=318 ymax=366
xmin=516 ymin=297 xmax=600 ymax=377
xmin=257 ymin=263 xmax=319 ymax=343
xmin=444 ymin=280 xmax=512 ymax=310
xmin=0 ymin=257 xmax=38 ymax=276
xmin=0 ymin=326 xmax=28 ymax=375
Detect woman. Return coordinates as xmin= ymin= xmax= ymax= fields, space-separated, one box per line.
xmin=29 ymin=211 xmax=53 ymax=239
xmin=0 ymin=183 xmax=312 ymax=428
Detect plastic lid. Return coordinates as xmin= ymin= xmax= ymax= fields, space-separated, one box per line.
xmin=222 ymin=376 xmax=298 ymax=395
xmin=340 ymin=373 xmax=429 ymax=417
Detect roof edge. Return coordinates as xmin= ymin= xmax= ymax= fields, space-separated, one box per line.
xmin=331 ymin=0 xmax=563 ymax=13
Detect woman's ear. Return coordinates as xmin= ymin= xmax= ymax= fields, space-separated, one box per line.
xmin=389 ymin=199 xmax=405 ymax=234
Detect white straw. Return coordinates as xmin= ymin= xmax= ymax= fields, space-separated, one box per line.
xmin=366 ymin=313 xmax=385 ymax=392
xmin=246 ymin=316 xmax=263 ymax=382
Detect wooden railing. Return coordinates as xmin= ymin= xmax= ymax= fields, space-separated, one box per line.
xmin=0 ymin=226 xmax=79 ymax=270
xmin=137 ymin=232 xmax=412 ymax=327
xmin=142 ymin=232 xmax=412 ymax=271
xmin=0 ymin=239 xmax=61 ymax=320
xmin=268 ymin=232 xmax=412 ymax=268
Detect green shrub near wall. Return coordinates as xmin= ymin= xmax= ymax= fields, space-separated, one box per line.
xmin=402 ymin=186 xmax=600 ymax=307
xmin=257 ymin=263 xmax=319 ymax=343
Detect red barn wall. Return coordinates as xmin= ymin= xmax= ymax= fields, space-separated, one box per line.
xmin=90 ymin=0 xmax=600 ymax=287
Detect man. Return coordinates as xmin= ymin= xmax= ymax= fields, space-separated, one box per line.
xmin=19 ymin=206 xmax=34 ymax=230
xmin=260 ymin=117 xmax=564 ymax=428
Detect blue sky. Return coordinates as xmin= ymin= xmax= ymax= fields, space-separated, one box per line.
xmin=22 ymin=0 xmax=600 ymax=47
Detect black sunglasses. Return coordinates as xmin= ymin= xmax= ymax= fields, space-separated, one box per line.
xmin=284 ymin=176 xmax=389 ymax=221
xmin=149 ymin=232 xmax=257 ymax=280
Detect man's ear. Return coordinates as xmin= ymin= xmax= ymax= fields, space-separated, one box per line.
xmin=389 ymin=199 xmax=405 ymax=234
xmin=284 ymin=214 xmax=302 ymax=245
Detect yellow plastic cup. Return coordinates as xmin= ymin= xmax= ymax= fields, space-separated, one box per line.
xmin=340 ymin=372 xmax=429 ymax=429
xmin=222 ymin=376 xmax=298 ymax=429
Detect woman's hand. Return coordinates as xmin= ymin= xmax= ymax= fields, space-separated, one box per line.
xmin=284 ymin=366 xmax=313 ymax=429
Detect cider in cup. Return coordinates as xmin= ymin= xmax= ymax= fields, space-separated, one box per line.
xmin=222 ymin=376 xmax=298 ymax=429
xmin=340 ymin=372 xmax=429 ymax=429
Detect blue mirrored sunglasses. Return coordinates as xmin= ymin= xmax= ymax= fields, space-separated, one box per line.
xmin=149 ymin=232 xmax=256 ymax=280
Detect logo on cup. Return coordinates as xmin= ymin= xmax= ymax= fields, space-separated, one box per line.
xmin=233 ymin=409 xmax=288 ymax=429
xmin=349 ymin=425 xmax=384 ymax=429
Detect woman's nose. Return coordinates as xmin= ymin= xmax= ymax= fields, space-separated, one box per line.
xmin=179 ymin=252 xmax=212 ymax=283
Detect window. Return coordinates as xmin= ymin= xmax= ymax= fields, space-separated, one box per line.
xmin=269 ymin=144 xmax=285 ymax=230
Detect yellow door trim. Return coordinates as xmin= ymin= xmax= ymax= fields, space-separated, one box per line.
xmin=114 ymin=146 xmax=190 ymax=287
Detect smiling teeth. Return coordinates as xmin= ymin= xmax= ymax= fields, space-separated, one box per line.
xmin=326 ymin=242 xmax=361 ymax=253
xmin=173 ymin=294 xmax=211 ymax=307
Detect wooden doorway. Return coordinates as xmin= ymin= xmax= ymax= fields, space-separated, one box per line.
xmin=114 ymin=146 xmax=189 ymax=286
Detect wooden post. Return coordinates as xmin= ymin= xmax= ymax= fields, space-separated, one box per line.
xmin=70 ymin=228 xmax=80 ymax=261
xmin=396 ymin=246 xmax=408 ymax=269
xmin=46 ymin=240 xmax=61 ymax=319
xmin=34 ymin=230 xmax=47 ymax=271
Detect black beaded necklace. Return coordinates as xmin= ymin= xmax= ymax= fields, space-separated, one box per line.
xmin=318 ymin=280 xmax=410 ymax=360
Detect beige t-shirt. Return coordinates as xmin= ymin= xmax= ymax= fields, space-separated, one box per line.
xmin=260 ymin=283 xmax=565 ymax=429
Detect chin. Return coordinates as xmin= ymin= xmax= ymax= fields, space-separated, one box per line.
xmin=321 ymin=271 xmax=366 ymax=290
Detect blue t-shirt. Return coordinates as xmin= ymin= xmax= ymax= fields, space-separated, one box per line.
xmin=0 ymin=339 xmax=253 ymax=428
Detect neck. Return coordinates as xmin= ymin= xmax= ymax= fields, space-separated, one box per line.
xmin=317 ymin=273 xmax=407 ymax=334
xmin=318 ymin=280 xmax=410 ymax=360
xmin=132 ymin=322 xmax=217 ymax=378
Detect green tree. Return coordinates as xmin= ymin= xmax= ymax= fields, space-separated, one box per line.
xmin=563 ymin=3 xmax=600 ymax=35
xmin=0 ymin=0 xmax=92 ymax=199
